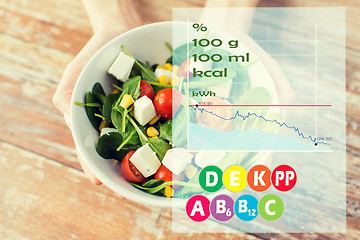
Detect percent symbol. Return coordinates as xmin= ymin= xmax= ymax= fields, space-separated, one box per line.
xmin=193 ymin=23 xmax=207 ymax=32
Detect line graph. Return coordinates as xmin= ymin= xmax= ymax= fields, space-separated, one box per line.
xmin=188 ymin=105 xmax=332 ymax=151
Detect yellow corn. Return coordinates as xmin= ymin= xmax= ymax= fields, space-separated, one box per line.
xmin=172 ymin=65 xmax=180 ymax=74
xmin=112 ymin=89 xmax=119 ymax=94
xmin=146 ymin=127 xmax=159 ymax=137
xmin=148 ymin=115 xmax=160 ymax=125
xmin=185 ymin=164 xmax=198 ymax=180
xmin=99 ymin=119 xmax=109 ymax=131
xmin=129 ymin=109 xmax=134 ymax=117
xmin=164 ymin=63 xmax=173 ymax=71
xmin=156 ymin=65 xmax=164 ymax=69
xmin=152 ymin=136 xmax=159 ymax=139
xmin=158 ymin=75 xmax=167 ymax=84
xmin=120 ymin=94 xmax=134 ymax=109
xmin=170 ymin=76 xmax=180 ymax=86
xmin=165 ymin=185 xmax=173 ymax=198
xmin=113 ymin=160 xmax=119 ymax=164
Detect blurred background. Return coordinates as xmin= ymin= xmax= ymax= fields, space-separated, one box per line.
xmin=0 ymin=0 xmax=359 ymax=239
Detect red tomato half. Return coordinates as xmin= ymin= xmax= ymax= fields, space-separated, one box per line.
xmin=120 ymin=151 xmax=147 ymax=183
xmin=153 ymin=89 xmax=182 ymax=120
xmin=154 ymin=165 xmax=172 ymax=182
xmin=139 ymin=80 xmax=154 ymax=100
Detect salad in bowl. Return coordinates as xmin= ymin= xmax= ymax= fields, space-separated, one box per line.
xmin=71 ymin=22 xmax=278 ymax=208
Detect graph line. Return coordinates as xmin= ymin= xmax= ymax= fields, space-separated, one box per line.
xmin=190 ymin=105 xmax=331 ymax=146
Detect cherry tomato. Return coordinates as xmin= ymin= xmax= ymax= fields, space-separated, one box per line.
xmin=178 ymin=59 xmax=193 ymax=79
xmin=154 ymin=165 xmax=172 ymax=182
xmin=153 ymin=89 xmax=182 ymax=120
xmin=120 ymin=151 xmax=147 ymax=182
xmin=139 ymin=80 xmax=154 ymax=100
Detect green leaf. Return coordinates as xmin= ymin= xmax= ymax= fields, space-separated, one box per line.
xmin=126 ymin=115 xmax=170 ymax=160
xmin=148 ymin=138 xmax=171 ymax=160
xmin=92 ymin=82 xmax=106 ymax=104
xmin=142 ymin=179 xmax=164 ymax=188
xmin=102 ymin=93 xmax=119 ymax=122
xmin=121 ymin=46 xmax=157 ymax=82
xmin=159 ymin=119 xmax=172 ymax=142
xmin=85 ymin=92 xmax=102 ymax=131
xmin=131 ymin=180 xmax=197 ymax=194
xmin=120 ymin=76 xmax=141 ymax=100
xmin=116 ymin=125 xmax=140 ymax=151
xmin=96 ymin=132 xmax=122 ymax=159
xmin=96 ymin=131 xmax=139 ymax=160
xmin=111 ymin=107 xmax=122 ymax=130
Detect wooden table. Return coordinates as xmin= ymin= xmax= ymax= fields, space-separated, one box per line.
xmin=0 ymin=0 xmax=359 ymax=239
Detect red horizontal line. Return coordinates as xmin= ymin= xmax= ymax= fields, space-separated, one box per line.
xmin=189 ymin=104 xmax=332 ymax=107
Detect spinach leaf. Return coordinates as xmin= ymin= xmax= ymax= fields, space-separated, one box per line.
xmin=121 ymin=46 xmax=157 ymax=82
xmin=142 ymin=179 xmax=164 ymax=188
xmin=159 ymin=119 xmax=172 ymax=142
xmin=121 ymin=76 xmax=141 ymax=100
xmin=96 ymin=132 xmax=122 ymax=159
xmin=148 ymin=138 xmax=171 ymax=159
xmin=126 ymin=115 xmax=170 ymax=160
xmin=111 ymin=107 xmax=123 ymax=130
xmin=116 ymin=124 xmax=140 ymax=151
xmin=85 ymin=92 xmax=102 ymax=131
xmin=92 ymin=82 xmax=106 ymax=104
xmin=102 ymin=93 xmax=119 ymax=122
xmin=131 ymin=180 xmax=197 ymax=194
xmin=96 ymin=131 xmax=139 ymax=160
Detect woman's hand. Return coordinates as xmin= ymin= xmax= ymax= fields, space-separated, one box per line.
xmin=53 ymin=0 xmax=142 ymax=184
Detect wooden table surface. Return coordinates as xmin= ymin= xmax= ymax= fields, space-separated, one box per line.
xmin=0 ymin=0 xmax=359 ymax=239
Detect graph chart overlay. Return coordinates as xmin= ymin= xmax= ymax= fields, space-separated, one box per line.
xmin=171 ymin=10 xmax=344 ymax=152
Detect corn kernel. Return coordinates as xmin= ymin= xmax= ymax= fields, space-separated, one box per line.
xmin=156 ymin=65 xmax=164 ymax=69
xmin=129 ymin=109 xmax=134 ymax=117
xmin=120 ymin=94 xmax=134 ymax=109
xmin=152 ymin=136 xmax=159 ymax=139
xmin=99 ymin=119 xmax=109 ymax=131
xmin=164 ymin=63 xmax=173 ymax=71
xmin=146 ymin=127 xmax=159 ymax=137
xmin=172 ymin=65 xmax=180 ymax=74
xmin=165 ymin=185 xmax=174 ymax=198
xmin=170 ymin=76 xmax=180 ymax=86
xmin=112 ymin=89 xmax=119 ymax=94
xmin=184 ymin=164 xmax=198 ymax=180
xmin=148 ymin=115 xmax=160 ymax=125
xmin=113 ymin=160 xmax=119 ymax=164
xmin=158 ymin=75 xmax=167 ymax=84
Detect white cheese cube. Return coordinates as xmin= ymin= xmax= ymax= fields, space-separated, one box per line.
xmin=133 ymin=96 xmax=157 ymax=126
xmin=162 ymin=148 xmax=193 ymax=175
xmin=207 ymin=79 xmax=233 ymax=98
xmin=194 ymin=151 xmax=226 ymax=168
xmin=108 ymin=52 xmax=135 ymax=82
xmin=129 ymin=143 xmax=161 ymax=177
xmin=154 ymin=68 xmax=172 ymax=84
xmin=100 ymin=127 xmax=118 ymax=137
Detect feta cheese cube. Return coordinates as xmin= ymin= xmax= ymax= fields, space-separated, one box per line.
xmin=155 ymin=68 xmax=172 ymax=84
xmin=162 ymin=148 xmax=193 ymax=175
xmin=207 ymin=79 xmax=233 ymax=98
xmin=194 ymin=151 xmax=226 ymax=168
xmin=100 ymin=127 xmax=118 ymax=137
xmin=129 ymin=143 xmax=161 ymax=177
xmin=108 ymin=52 xmax=135 ymax=82
xmin=133 ymin=96 xmax=157 ymax=126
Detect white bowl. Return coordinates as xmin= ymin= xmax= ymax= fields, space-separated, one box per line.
xmin=71 ymin=22 xmax=186 ymax=208
xmin=70 ymin=21 xmax=278 ymax=209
